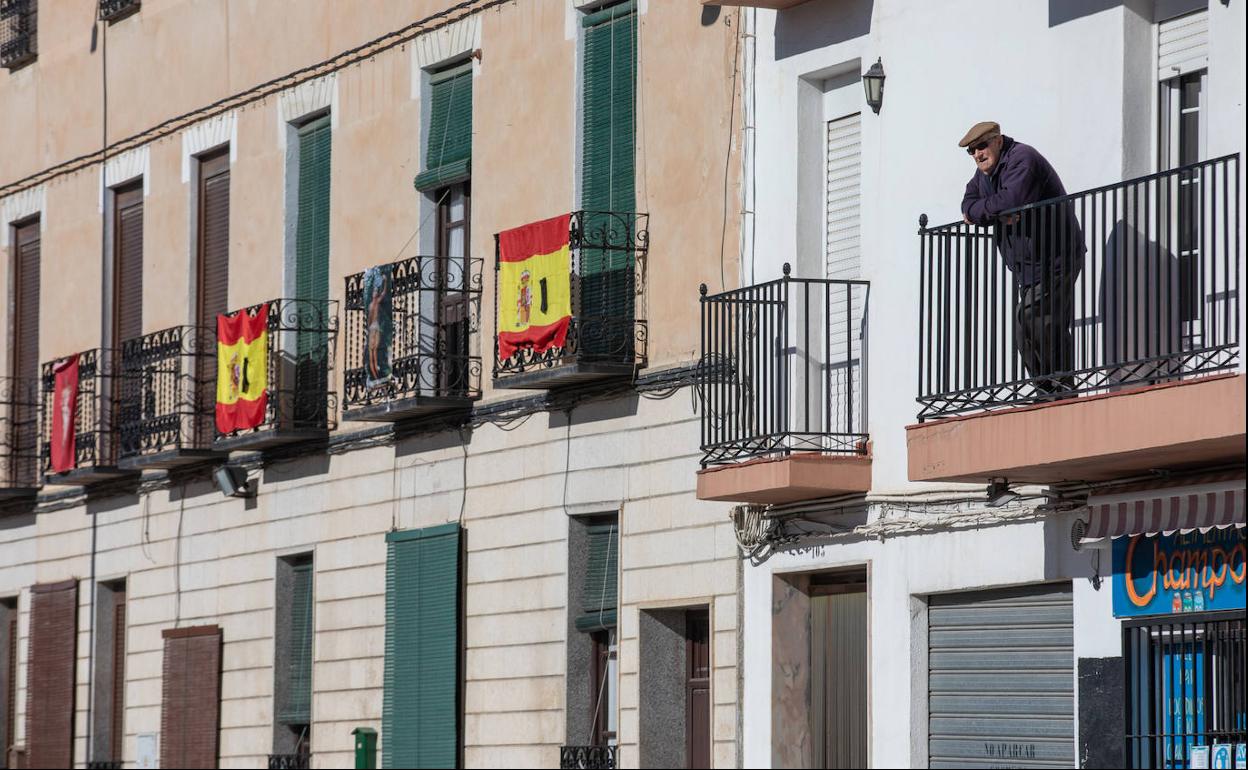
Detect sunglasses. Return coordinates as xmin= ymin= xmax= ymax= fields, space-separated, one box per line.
xmin=966 ymin=140 xmax=992 ymax=155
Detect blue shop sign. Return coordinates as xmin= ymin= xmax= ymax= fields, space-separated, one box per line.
xmin=1112 ymin=528 xmax=1246 ymax=618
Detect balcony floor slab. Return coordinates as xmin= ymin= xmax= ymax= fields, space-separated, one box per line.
xmin=212 ymin=429 xmax=328 ymax=453
xmin=118 ymin=448 xmax=226 ymax=471
xmin=344 ymin=395 xmax=476 ymax=422
xmin=907 ymin=373 xmax=1246 ymax=484
xmin=696 ymin=452 xmax=872 ymax=504
xmin=44 ymin=465 xmax=139 ymax=487
xmin=493 ymin=361 xmax=636 ymax=390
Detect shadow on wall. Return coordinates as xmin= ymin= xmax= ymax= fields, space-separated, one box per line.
xmin=775 ymin=0 xmax=873 ymax=60
xmin=1100 ymin=219 xmax=1184 ymax=385
xmin=1048 ymin=0 xmax=1123 ymax=26
xmin=1049 ymin=0 xmax=1206 ymax=26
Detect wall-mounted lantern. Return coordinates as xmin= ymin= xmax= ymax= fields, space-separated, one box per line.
xmin=862 ymin=57 xmax=885 ymax=114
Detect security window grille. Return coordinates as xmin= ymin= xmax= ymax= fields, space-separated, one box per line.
xmin=382 ymin=524 xmax=461 ymax=769
xmin=1124 ymin=613 xmax=1247 ymax=769
xmin=580 ymin=1 xmax=637 ymax=346
xmin=415 ymin=64 xmax=472 ymax=192
xmin=0 ymin=0 xmax=36 ymax=70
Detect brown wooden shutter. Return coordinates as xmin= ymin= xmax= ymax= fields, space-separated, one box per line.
xmin=25 ymin=580 xmax=78 ymax=770
xmin=160 ymin=625 xmax=221 ymax=769
xmin=2 ymin=598 xmax=18 ymax=768
xmin=197 ymin=151 xmax=230 ymax=327
xmin=10 ymin=219 xmax=40 ymax=487
xmin=113 ymin=184 xmax=144 ymax=347
xmin=685 ymin=609 xmax=710 ymax=770
xmin=110 ymin=587 xmax=126 ymax=763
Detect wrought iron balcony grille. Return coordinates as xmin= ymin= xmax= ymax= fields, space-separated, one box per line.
xmin=97 ymin=0 xmax=139 ymax=22
xmin=559 ymin=745 xmax=618 ymax=770
xmin=918 ymin=154 xmax=1240 ymax=421
xmin=117 ymin=325 xmax=220 ymax=467
xmin=267 ymin=753 xmax=311 ymax=770
xmin=85 ymin=761 xmax=123 ymax=770
xmin=493 ymin=210 xmax=648 ymax=385
xmin=213 ymin=298 xmax=339 ymax=446
xmin=40 ymin=348 xmax=125 ymax=478
xmin=343 ymin=254 xmax=483 ymax=419
xmin=699 ymin=265 xmax=869 ymax=467
xmin=0 ymin=0 xmax=37 ymax=70
xmin=0 ymin=375 xmax=42 ymax=494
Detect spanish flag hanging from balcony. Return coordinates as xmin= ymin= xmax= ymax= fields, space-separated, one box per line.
xmin=497 ymin=213 xmax=572 ymax=359
xmin=216 ymin=303 xmax=269 ymax=434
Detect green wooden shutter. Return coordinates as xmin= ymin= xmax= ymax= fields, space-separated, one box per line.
xmin=294 ymin=115 xmax=331 ymax=421
xmin=414 ymin=65 xmax=473 ymax=192
xmin=575 ymin=522 xmax=618 ymax=633
xmin=383 ymin=523 xmax=461 ymax=769
xmin=580 ymin=3 xmax=637 ymax=355
xmin=280 ymin=562 xmax=314 ymax=725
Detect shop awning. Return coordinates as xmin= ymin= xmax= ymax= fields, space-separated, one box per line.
xmin=1080 ymin=477 xmax=1245 ymax=540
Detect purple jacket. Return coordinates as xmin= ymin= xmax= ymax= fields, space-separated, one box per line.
xmin=962 ymin=137 xmax=1084 ymax=286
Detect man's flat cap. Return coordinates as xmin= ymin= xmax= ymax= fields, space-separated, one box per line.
xmin=959 ymin=121 xmax=1001 ymax=147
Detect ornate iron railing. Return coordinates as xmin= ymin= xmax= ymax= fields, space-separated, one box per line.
xmin=117 ymin=325 xmax=216 ymax=461
xmin=214 ymin=298 xmax=339 ymax=439
xmin=559 ymin=745 xmax=618 ymax=770
xmin=493 ymin=210 xmax=648 ymax=379
xmin=699 ymin=265 xmax=869 ymax=467
xmin=0 ymin=375 xmax=41 ymax=490
xmin=343 ymin=254 xmax=482 ymax=412
xmin=0 ymin=0 xmax=37 ymax=69
xmin=85 ymin=761 xmax=123 ymax=770
xmin=918 ymin=154 xmax=1240 ymax=420
xmin=97 ymin=0 xmax=139 ymax=22
xmin=266 ymin=753 xmax=311 ymax=770
xmin=40 ymin=348 xmax=120 ymax=474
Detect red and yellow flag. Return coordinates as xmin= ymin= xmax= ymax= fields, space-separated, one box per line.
xmin=216 ymin=304 xmax=269 ymax=434
xmin=497 ymin=214 xmax=572 ymax=359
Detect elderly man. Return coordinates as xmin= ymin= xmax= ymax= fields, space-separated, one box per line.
xmin=960 ymin=121 xmax=1084 ymax=396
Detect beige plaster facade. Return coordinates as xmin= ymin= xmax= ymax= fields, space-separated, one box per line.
xmin=2 ymin=1 xmax=744 ymax=767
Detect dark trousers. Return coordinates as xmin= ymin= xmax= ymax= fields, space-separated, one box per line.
xmin=1015 ymin=275 xmax=1076 ymax=393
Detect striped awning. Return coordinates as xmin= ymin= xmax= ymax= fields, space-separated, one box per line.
xmin=1081 ymin=479 xmax=1245 ymax=540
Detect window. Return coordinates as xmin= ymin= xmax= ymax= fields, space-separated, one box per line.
xmin=0 ymin=0 xmax=36 ymax=70
xmin=90 ymin=580 xmax=126 ymax=766
xmin=414 ymin=63 xmax=472 ymax=193
xmin=1 ymin=597 xmax=17 ymax=770
xmin=293 ymin=114 xmax=331 ymax=420
xmin=8 ymin=216 xmax=40 ymax=488
xmin=382 ymin=524 xmax=461 ymax=769
xmin=26 ymin=580 xmax=77 ymax=768
xmin=159 ymin=625 xmax=222 ymax=768
xmin=567 ymin=515 xmax=619 ymax=753
xmin=196 ymin=149 xmax=229 ymax=445
xmin=112 ymin=182 xmax=144 ymax=350
xmin=435 ymin=185 xmax=471 ymax=395
xmin=638 ymin=606 xmax=710 ymax=768
xmin=273 ymin=555 xmax=313 ymax=761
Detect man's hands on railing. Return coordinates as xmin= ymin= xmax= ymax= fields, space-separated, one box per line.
xmin=963 ymin=213 xmax=1020 ymax=226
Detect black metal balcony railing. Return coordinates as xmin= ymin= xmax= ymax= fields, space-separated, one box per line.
xmin=267 ymin=753 xmax=311 ymax=770
xmin=343 ymin=254 xmax=482 ymax=418
xmin=214 ymin=298 xmax=339 ymax=443
xmin=0 ymin=375 xmax=41 ymax=493
xmin=918 ymin=154 xmax=1240 ymax=420
xmin=559 ymin=745 xmax=618 ymax=770
xmin=0 ymin=0 xmax=37 ymax=69
xmin=117 ymin=325 xmax=219 ymax=466
xmin=699 ymin=265 xmax=869 ymax=467
xmin=40 ymin=348 xmax=123 ymax=476
xmin=493 ymin=210 xmax=648 ymax=382
xmin=85 ymin=761 xmax=123 ymax=770
xmin=97 ymin=0 xmax=139 ymax=22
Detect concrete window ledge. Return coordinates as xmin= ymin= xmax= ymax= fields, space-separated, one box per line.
xmin=695 ymin=452 xmax=872 ymax=504
xmin=906 ymin=373 xmax=1246 ymax=484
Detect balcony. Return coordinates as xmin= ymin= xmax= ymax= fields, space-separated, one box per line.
xmin=0 ymin=0 xmax=37 ymax=70
xmin=116 ymin=325 xmax=224 ymax=470
xmin=696 ymin=266 xmax=871 ymax=504
xmin=212 ymin=298 xmax=339 ymax=452
xmin=560 ymin=745 xmax=618 ymax=770
xmin=0 ymin=376 xmax=41 ymax=500
xmin=266 ymin=754 xmax=310 ymax=770
xmin=343 ymin=254 xmax=482 ymax=421
xmin=492 ymin=210 xmax=647 ymax=389
xmin=40 ymin=349 xmax=137 ymax=485
xmin=909 ymin=155 xmax=1242 ymax=484
xmin=97 ymin=0 xmax=139 ymax=22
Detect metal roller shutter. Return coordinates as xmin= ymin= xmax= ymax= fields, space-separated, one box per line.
xmin=1158 ymin=10 xmax=1207 ymax=80
xmin=928 ymin=583 xmax=1074 ymax=769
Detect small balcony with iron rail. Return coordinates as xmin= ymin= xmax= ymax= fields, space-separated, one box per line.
xmin=908 ymin=155 xmax=1242 ymax=484
xmin=0 ymin=375 xmax=42 ymax=500
xmin=97 ymin=0 xmax=139 ymax=23
xmin=492 ymin=210 xmax=647 ymax=389
xmin=0 ymin=0 xmax=37 ymax=70
xmin=560 ymin=745 xmax=618 ymax=770
xmin=211 ymin=298 xmax=339 ymax=452
xmin=696 ymin=265 xmax=871 ymax=505
xmin=116 ymin=325 xmax=224 ymax=470
xmin=342 ymin=254 xmax=482 ymax=421
xmin=40 ymin=349 xmax=138 ymax=485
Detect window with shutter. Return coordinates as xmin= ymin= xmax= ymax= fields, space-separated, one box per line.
xmin=580 ymin=2 xmax=637 ymax=353
xmin=576 ymin=521 xmax=618 ymax=633
xmin=160 ymin=625 xmax=222 ymax=769
xmin=294 ymin=115 xmax=332 ymax=421
xmin=1 ymin=597 xmax=17 ymax=769
xmin=415 ymin=64 xmax=473 ymax=192
xmin=113 ymin=183 xmax=144 ymax=348
xmin=90 ymin=580 xmax=127 ymax=765
xmin=10 ymin=218 xmax=40 ymax=487
xmin=26 ymin=580 xmax=78 ymax=769
xmin=278 ymin=560 xmax=314 ymax=725
xmin=382 ymin=523 xmax=461 ymax=769
xmin=197 ymin=150 xmax=231 ymax=328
